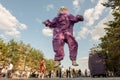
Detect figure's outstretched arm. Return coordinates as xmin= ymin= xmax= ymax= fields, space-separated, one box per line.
xmin=69 ymin=14 xmax=84 ymax=23
xmin=77 ymin=15 xmax=84 ymax=21
xmin=43 ymin=18 xmax=57 ymax=28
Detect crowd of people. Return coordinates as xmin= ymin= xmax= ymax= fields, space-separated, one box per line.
xmin=0 ymin=60 xmax=89 ymax=79
xmin=30 ymin=68 xmax=88 ymax=79
xmin=0 ymin=62 xmax=13 ymax=78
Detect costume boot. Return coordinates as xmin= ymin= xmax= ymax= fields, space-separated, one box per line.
xmin=72 ymin=61 xmax=79 ymax=66
xmin=54 ymin=61 xmax=61 ymax=68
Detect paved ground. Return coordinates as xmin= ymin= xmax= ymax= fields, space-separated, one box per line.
xmin=1 ymin=77 xmax=120 ymax=80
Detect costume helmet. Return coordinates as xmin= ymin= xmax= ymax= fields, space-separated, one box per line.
xmin=58 ymin=6 xmax=69 ymax=14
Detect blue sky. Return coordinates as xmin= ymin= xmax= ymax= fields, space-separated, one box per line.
xmin=0 ymin=0 xmax=112 ymax=72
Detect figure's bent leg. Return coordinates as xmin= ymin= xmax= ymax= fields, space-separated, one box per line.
xmin=67 ymin=36 xmax=78 ymax=61
xmin=52 ymin=39 xmax=65 ymax=61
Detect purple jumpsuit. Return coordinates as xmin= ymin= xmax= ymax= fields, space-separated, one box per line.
xmin=44 ymin=13 xmax=84 ymax=61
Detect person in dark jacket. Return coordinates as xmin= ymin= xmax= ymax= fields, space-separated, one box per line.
xmin=43 ymin=6 xmax=84 ymax=67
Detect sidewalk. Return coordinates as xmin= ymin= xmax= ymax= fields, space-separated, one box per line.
xmin=1 ymin=77 xmax=120 ymax=80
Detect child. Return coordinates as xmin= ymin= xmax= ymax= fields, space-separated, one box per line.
xmin=43 ymin=6 xmax=84 ymax=67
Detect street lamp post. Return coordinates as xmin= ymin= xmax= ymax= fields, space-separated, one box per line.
xmin=24 ymin=55 xmax=26 ymax=71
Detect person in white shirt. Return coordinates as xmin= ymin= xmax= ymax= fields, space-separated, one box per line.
xmin=1 ymin=66 xmax=8 ymax=77
xmin=7 ymin=63 xmax=13 ymax=78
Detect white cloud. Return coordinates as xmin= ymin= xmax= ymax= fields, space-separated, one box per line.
xmin=73 ymin=0 xmax=84 ymax=13
xmin=84 ymin=0 xmax=107 ymax=26
xmin=80 ymin=56 xmax=88 ymax=62
xmin=90 ymin=12 xmax=113 ymax=41
xmin=77 ymin=27 xmax=89 ymax=40
xmin=19 ymin=24 xmax=27 ymax=30
xmin=5 ymin=30 xmax=20 ymax=37
xmin=81 ymin=57 xmax=88 ymax=61
xmin=42 ymin=27 xmax=53 ymax=37
xmin=46 ymin=4 xmax=54 ymax=11
xmin=77 ymin=10 xmax=113 ymax=41
xmin=77 ymin=0 xmax=109 ymax=41
xmin=0 ymin=4 xmax=27 ymax=38
xmin=36 ymin=18 xmax=49 ymax=35
xmin=84 ymin=8 xmax=94 ymax=26
xmin=0 ymin=34 xmax=5 ymax=39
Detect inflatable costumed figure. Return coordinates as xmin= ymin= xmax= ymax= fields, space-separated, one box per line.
xmin=43 ymin=6 xmax=84 ymax=67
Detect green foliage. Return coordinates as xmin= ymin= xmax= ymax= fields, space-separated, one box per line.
xmin=98 ymin=0 xmax=120 ymax=76
xmin=0 ymin=39 xmax=55 ymax=71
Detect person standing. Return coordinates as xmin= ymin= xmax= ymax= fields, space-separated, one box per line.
xmin=77 ymin=69 xmax=81 ymax=77
xmin=39 ymin=58 xmax=46 ymax=79
xmin=7 ymin=63 xmax=13 ymax=78
xmin=1 ymin=65 xmax=8 ymax=78
xmin=85 ymin=69 xmax=88 ymax=77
